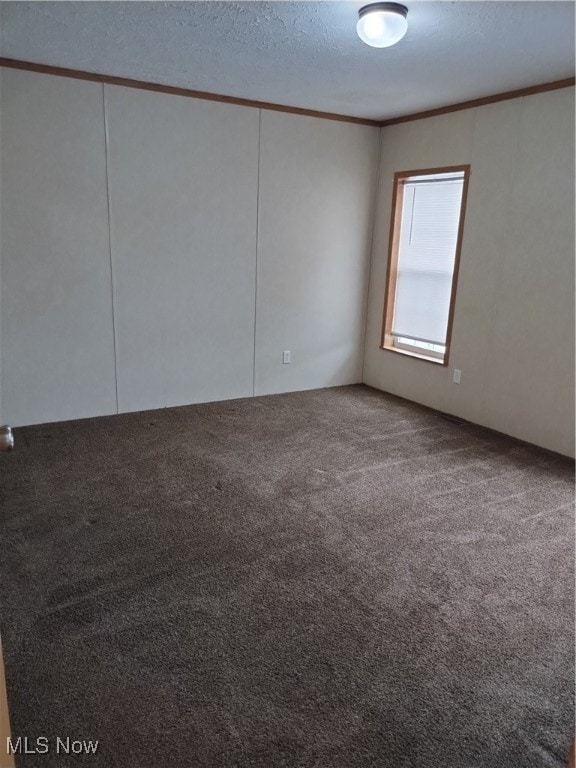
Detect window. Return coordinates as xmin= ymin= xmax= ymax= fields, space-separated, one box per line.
xmin=381 ymin=165 xmax=470 ymax=365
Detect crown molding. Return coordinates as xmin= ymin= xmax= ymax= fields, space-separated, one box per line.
xmin=1 ymin=58 xmax=574 ymax=129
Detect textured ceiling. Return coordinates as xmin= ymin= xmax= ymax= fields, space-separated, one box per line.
xmin=1 ymin=1 xmax=574 ymax=120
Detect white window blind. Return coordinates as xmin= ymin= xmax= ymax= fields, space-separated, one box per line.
xmin=392 ymin=172 xmax=464 ymax=346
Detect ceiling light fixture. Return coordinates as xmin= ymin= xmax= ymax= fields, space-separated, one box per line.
xmin=356 ymin=3 xmax=408 ymax=48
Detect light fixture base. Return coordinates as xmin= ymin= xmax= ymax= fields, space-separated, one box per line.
xmin=358 ymin=3 xmax=408 ymax=21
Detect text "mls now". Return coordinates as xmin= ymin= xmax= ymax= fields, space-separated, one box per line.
xmin=7 ymin=736 xmax=99 ymax=755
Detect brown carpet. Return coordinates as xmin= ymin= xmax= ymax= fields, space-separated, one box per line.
xmin=0 ymin=384 xmax=573 ymax=767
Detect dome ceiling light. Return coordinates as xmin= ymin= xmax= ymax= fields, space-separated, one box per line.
xmin=356 ymin=3 xmax=409 ymax=48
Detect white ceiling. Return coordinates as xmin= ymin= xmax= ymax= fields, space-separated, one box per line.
xmin=1 ymin=1 xmax=574 ymax=120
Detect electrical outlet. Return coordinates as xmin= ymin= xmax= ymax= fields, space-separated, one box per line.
xmin=283 ymin=350 xmax=291 ymax=364
xmin=453 ymin=368 xmax=461 ymax=384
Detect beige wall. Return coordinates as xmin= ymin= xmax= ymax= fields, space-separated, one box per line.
xmin=0 ymin=71 xmax=117 ymax=426
xmin=364 ymin=87 xmax=575 ymax=457
xmin=105 ymin=85 xmax=259 ymax=413
xmin=0 ymin=68 xmax=379 ymax=425
xmin=2 ymin=67 xmax=573 ymax=457
xmin=256 ymin=111 xmax=378 ymax=394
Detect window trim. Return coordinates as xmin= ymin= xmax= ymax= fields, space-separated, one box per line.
xmin=380 ymin=164 xmax=471 ymax=366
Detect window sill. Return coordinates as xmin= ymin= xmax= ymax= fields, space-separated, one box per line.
xmin=380 ymin=343 xmax=446 ymax=365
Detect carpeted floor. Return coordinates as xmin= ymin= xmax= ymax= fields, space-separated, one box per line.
xmin=0 ymin=384 xmax=573 ymax=767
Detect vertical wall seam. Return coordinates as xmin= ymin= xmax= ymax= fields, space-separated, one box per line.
xmin=102 ymin=83 xmax=120 ymax=414
xmin=468 ymin=105 xmax=488 ymax=412
xmin=252 ymin=109 xmax=262 ymax=398
xmin=361 ymin=125 xmax=383 ymax=384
